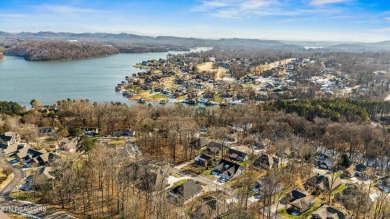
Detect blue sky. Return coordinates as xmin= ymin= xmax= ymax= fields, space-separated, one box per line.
xmin=0 ymin=0 xmax=389 ymax=42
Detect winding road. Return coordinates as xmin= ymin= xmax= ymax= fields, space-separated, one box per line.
xmin=0 ymin=159 xmax=77 ymax=219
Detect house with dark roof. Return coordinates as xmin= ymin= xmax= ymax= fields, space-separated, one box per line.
xmin=311 ymin=205 xmax=347 ymax=219
xmin=194 ymin=154 xmax=214 ymax=167
xmin=0 ymin=132 xmax=20 ymax=149
xmin=281 ymin=189 xmax=307 ymax=203
xmin=227 ymin=148 xmax=248 ymax=162
xmin=2 ymin=143 xmax=19 ymax=155
xmin=318 ymin=158 xmax=335 ymax=170
xmin=114 ymin=129 xmax=135 ymax=137
xmin=168 ymin=180 xmax=203 ymax=205
xmin=377 ymin=176 xmax=390 ymax=192
xmin=253 ymin=154 xmax=279 ymax=169
xmin=38 ymin=127 xmax=55 ymax=135
xmin=127 ymin=159 xmax=170 ymax=192
xmin=16 ymin=146 xmax=53 ymax=166
xmin=215 ymin=159 xmax=243 ymax=182
xmin=304 ymin=174 xmax=342 ymax=195
xmin=342 ymin=164 xmax=371 ymax=179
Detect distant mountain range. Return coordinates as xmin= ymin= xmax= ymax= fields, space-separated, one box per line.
xmin=0 ymin=31 xmax=303 ymax=51
xmin=0 ymin=31 xmax=389 ymax=53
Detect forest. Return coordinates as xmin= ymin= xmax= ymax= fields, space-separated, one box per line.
xmin=4 ymin=40 xmax=119 ymax=61
xmin=1 ymin=98 xmax=389 ymax=218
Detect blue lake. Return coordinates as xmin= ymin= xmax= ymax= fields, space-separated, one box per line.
xmin=0 ymin=51 xmax=191 ymax=107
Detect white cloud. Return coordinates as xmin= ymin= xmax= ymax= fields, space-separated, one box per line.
xmin=310 ymin=0 xmax=349 ymax=6
xmin=372 ymin=27 xmax=390 ymax=32
xmin=193 ymin=0 xmax=276 ymax=18
xmin=0 ymin=13 xmax=29 ymax=18
xmin=36 ymin=4 xmax=103 ymax=14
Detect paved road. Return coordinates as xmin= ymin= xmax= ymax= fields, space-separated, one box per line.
xmin=171 ymin=166 xmax=235 ymax=196
xmin=0 ymin=162 xmax=24 ymax=195
xmin=0 ymin=159 xmax=77 ymax=219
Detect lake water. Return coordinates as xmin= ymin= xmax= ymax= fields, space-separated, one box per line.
xmin=0 ymin=50 xmax=200 ymax=107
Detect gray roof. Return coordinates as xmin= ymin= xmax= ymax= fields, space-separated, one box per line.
xmin=3 ymin=143 xmax=18 ymax=155
xmin=311 ymin=205 xmax=346 ymax=219
xmin=170 ymin=180 xmax=202 ymax=203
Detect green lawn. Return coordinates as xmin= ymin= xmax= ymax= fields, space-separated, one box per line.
xmin=181 ymin=164 xmax=208 ymax=175
xmin=331 ymin=183 xmax=346 ymax=199
xmin=173 ymin=179 xmax=187 ymax=187
xmin=10 ymin=190 xmax=43 ymax=203
xmin=148 ymin=93 xmax=166 ymax=100
xmin=202 ymin=169 xmax=217 ymax=180
xmin=107 ymin=138 xmax=126 ymax=146
xmin=279 ymin=198 xmax=322 ymax=219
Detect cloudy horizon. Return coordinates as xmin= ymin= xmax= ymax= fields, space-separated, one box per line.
xmin=0 ymin=0 xmax=389 ymax=42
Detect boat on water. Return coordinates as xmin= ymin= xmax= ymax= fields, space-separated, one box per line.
xmin=138 ymin=98 xmax=146 ymax=103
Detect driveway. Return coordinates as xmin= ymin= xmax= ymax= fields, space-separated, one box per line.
xmin=0 ymin=162 xmax=23 ymax=196
xmin=0 ymin=158 xmax=77 ymax=219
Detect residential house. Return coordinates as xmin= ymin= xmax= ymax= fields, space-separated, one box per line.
xmin=205 ymin=141 xmax=224 ymax=157
xmin=31 ymin=166 xmax=55 ymax=190
xmin=252 ymin=177 xmax=283 ymax=198
xmin=377 ymin=176 xmax=390 ymax=192
xmin=16 ymin=147 xmax=53 ymax=166
xmin=304 ymin=174 xmax=342 ymax=195
xmin=189 ymin=137 xmax=209 ymax=150
xmin=15 ymin=144 xmax=31 ymax=160
xmin=168 ymin=180 xmax=203 ymax=205
xmin=0 ymin=132 xmax=20 ymax=148
xmin=341 ymin=166 xmax=356 ymax=179
xmin=38 ymin=127 xmax=55 ymax=135
xmin=59 ymin=139 xmax=77 ymax=153
xmin=81 ymin=127 xmax=99 ymax=136
xmin=342 ymin=164 xmax=371 ymax=179
xmin=311 ymin=205 xmax=348 ymax=219
xmin=128 ymin=159 xmax=170 ymax=192
xmin=355 ymin=163 xmax=371 ymax=179
xmin=194 ymin=154 xmax=214 ymax=167
xmin=114 ymin=129 xmax=136 ymax=137
xmin=289 ymin=195 xmax=316 ymax=214
xmin=190 ymin=196 xmax=227 ymax=219
xmin=215 ymin=159 xmax=243 ymax=182
xmin=253 ymin=154 xmax=279 ymax=169
xmin=318 ymin=158 xmax=335 ymax=170
xmin=2 ymin=143 xmax=19 ymax=155
xmin=335 ymin=184 xmax=373 ymax=213
xmin=228 ymin=148 xmax=249 ymax=162
xmin=281 ymin=189 xmax=309 ymax=204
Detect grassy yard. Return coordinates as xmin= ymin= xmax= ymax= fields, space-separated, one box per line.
xmin=107 ymin=138 xmax=126 ymax=146
xmin=173 ymin=179 xmax=187 ymax=187
xmin=202 ymin=169 xmax=217 ymax=180
xmin=181 ymin=164 xmax=207 ymax=175
xmin=5 ymin=213 xmax=29 ymax=219
xmin=10 ymin=190 xmax=43 ymax=203
xmin=279 ymin=198 xmax=322 ymax=219
xmin=331 ymin=183 xmax=346 ymax=198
